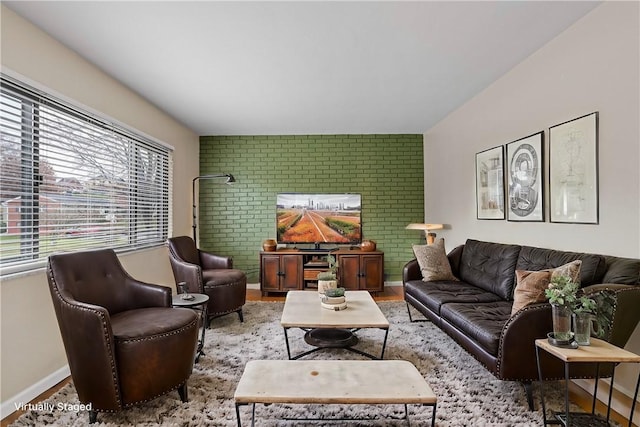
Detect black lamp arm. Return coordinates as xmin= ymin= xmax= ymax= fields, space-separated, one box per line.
xmin=192 ymin=174 xmax=235 ymax=243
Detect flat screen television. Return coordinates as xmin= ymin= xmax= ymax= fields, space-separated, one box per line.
xmin=276 ymin=193 xmax=362 ymax=245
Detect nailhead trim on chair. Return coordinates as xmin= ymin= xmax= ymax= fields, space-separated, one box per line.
xmin=167 ymin=244 xmax=206 ymax=293
xmin=47 ymin=263 xmax=122 ymax=409
xmin=48 ymin=263 xmax=200 ymax=413
xmin=121 ymin=379 xmax=189 ymax=409
xmin=116 ymin=317 xmax=199 ymax=344
xmin=204 ymin=280 xmax=246 ymax=317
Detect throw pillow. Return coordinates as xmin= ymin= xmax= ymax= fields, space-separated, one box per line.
xmin=413 ymin=238 xmax=458 ymax=282
xmin=511 ymin=269 xmax=552 ymax=315
xmin=549 ymin=260 xmax=582 ymax=284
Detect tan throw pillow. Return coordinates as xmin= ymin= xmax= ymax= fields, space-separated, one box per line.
xmin=511 ymin=269 xmax=553 ymax=315
xmin=413 ymin=238 xmax=458 ymax=282
xmin=549 ymin=260 xmax=582 ymax=285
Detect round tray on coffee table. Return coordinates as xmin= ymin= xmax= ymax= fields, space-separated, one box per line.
xmin=304 ymin=328 xmax=359 ymax=348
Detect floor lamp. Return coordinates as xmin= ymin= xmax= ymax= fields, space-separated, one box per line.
xmin=192 ymin=174 xmax=235 ymax=244
xmin=406 ymin=223 xmax=444 ymax=245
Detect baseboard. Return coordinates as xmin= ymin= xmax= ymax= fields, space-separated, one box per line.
xmin=573 ymin=378 xmax=640 ymax=425
xmin=0 ymin=365 xmax=70 ymax=420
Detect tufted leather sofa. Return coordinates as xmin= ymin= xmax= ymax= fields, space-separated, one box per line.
xmin=403 ymin=239 xmax=640 ymax=409
xmin=47 ymin=249 xmax=199 ymax=423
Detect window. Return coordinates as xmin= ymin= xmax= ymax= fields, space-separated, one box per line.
xmin=0 ymin=75 xmax=172 ymax=275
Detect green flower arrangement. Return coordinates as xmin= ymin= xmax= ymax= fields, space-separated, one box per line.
xmin=545 ymin=274 xmax=616 ymax=339
xmin=317 ymin=255 xmax=338 ymax=281
xmin=545 ymin=275 xmax=595 ymax=313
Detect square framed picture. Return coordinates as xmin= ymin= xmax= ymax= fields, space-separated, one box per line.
xmin=549 ymin=112 xmax=599 ymax=224
xmin=506 ymin=131 xmax=544 ymax=222
xmin=475 ymin=146 xmax=505 ymax=220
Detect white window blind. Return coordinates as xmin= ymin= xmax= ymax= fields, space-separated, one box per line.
xmin=0 ymin=75 xmax=171 ymax=275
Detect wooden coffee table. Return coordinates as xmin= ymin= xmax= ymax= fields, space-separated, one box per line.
xmin=234 ymin=359 xmax=437 ymax=427
xmin=280 ymin=290 xmax=390 ymax=360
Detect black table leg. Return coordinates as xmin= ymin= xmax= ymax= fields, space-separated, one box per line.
xmin=536 ymin=345 xmax=549 ymax=425
xmin=235 ymin=403 xmax=242 ymax=427
xmin=564 ymin=361 xmax=571 ymax=426
xmin=431 ymin=403 xmax=437 ymax=427
xmin=606 ymin=364 xmax=616 ymax=423
xmin=283 ymin=327 xmax=292 ymax=360
xmin=630 ymin=372 xmax=640 ymax=427
xmin=592 ymin=363 xmax=600 ymax=414
xmin=251 ymin=403 xmax=256 ymax=427
xmin=380 ymin=327 xmax=389 ymax=359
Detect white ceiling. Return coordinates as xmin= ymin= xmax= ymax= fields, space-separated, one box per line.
xmin=6 ymin=1 xmax=600 ymax=136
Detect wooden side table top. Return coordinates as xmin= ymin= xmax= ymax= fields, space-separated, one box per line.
xmin=234 ymin=360 xmax=436 ymax=405
xmin=171 ymin=293 xmax=209 ymax=308
xmin=280 ymin=290 xmax=389 ymax=329
xmin=535 ymin=338 xmax=640 ymax=363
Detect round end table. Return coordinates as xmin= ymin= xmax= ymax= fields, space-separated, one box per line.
xmin=172 ymin=293 xmax=209 ymax=362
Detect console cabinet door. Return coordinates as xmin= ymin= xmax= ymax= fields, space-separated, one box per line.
xmin=360 ymin=254 xmax=384 ymax=291
xmin=337 ymin=252 xmax=384 ymax=292
xmin=338 ymin=254 xmax=360 ymax=290
xmin=260 ymin=253 xmax=303 ymax=293
xmin=261 ymin=255 xmax=282 ymax=292
xmin=281 ymin=255 xmax=303 ymax=290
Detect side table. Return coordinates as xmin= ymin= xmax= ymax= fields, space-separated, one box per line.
xmin=535 ymin=337 xmax=640 ymax=427
xmin=172 ymin=293 xmax=209 ymax=362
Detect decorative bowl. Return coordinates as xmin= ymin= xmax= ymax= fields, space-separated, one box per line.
xmin=361 ymin=240 xmax=376 ymax=252
xmin=262 ymin=239 xmax=277 ymax=252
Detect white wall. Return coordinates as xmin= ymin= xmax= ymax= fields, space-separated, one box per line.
xmin=424 ymin=2 xmax=639 ymax=400
xmin=0 ymin=5 xmax=199 ymax=410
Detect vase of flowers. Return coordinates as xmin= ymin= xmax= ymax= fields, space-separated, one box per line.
xmin=545 ymin=274 xmax=597 ymax=344
xmin=573 ymin=296 xmax=596 ymax=345
xmin=545 ymin=275 xmax=578 ymax=341
xmin=550 ymin=304 xmax=573 ymax=341
xmin=317 ymin=255 xmax=338 ymax=296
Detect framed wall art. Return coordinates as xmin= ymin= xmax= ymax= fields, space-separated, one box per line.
xmin=475 ymin=145 xmax=505 ymax=220
xmin=506 ymin=131 xmax=544 ymax=222
xmin=549 ymin=112 xmax=599 ymax=224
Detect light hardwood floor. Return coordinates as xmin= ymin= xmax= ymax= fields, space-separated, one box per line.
xmin=2 ymin=287 xmax=635 ymax=427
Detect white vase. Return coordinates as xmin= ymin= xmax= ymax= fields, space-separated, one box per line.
xmin=318 ymin=280 xmax=337 ymax=296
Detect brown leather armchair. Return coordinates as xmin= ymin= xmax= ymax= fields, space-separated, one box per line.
xmin=47 ymin=249 xmax=199 ymax=424
xmin=167 ymin=236 xmax=247 ymax=325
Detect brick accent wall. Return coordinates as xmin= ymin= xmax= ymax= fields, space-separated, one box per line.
xmin=198 ymin=134 xmax=424 ymax=283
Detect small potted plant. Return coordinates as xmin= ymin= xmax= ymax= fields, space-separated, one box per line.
xmin=572 ymin=294 xmax=596 ymax=345
xmin=317 ymin=254 xmax=338 ymax=295
xmin=545 ymin=274 xmax=597 ymax=344
xmin=545 ymin=275 xmax=579 ymax=341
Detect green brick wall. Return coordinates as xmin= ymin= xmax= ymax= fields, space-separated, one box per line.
xmin=198 ymin=134 xmax=424 ymax=283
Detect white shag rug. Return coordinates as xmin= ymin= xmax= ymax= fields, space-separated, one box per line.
xmin=12 ymin=301 xmax=575 ymax=426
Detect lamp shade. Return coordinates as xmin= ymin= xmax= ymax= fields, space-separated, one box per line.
xmin=406 ymin=223 xmax=444 ymax=245
xmin=405 ymin=223 xmax=444 ymax=231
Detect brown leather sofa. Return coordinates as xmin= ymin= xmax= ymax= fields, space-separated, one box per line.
xmin=47 ymin=249 xmax=199 ymax=423
xmin=167 ymin=236 xmax=247 ymax=325
xmin=403 ymin=239 xmax=640 ymax=409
